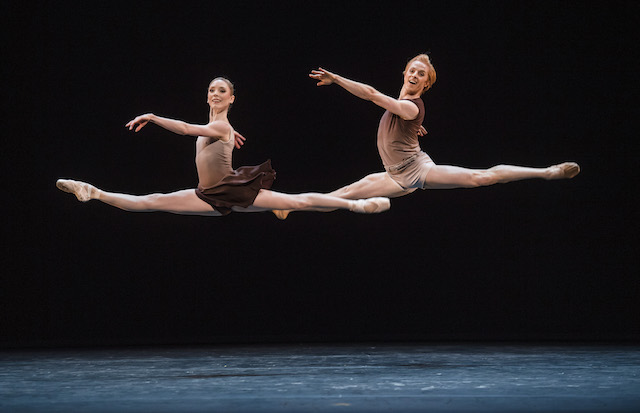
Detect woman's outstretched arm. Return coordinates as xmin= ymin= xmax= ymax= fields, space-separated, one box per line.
xmin=309 ymin=68 xmax=419 ymax=120
xmin=126 ymin=114 xmax=231 ymax=140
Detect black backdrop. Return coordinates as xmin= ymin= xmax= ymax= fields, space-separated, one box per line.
xmin=2 ymin=1 xmax=638 ymax=347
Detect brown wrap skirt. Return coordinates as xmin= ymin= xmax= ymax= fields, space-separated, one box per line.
xmin=195 ymin=159 xmax=276 ymax=215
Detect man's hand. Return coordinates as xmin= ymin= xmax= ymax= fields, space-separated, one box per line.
xmin=417 ymin=125 xmax=428 ymax=137
xmin=309 ymin=68 xmax=337 ymax=86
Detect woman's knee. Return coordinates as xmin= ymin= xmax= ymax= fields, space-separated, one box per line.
xmin=291 ymin=194 xmax=315 ymax=210
xmin=139 ymin=193 xmax=163 ymax=210
xmin=263 ymin=192 xmax=312 ymax=210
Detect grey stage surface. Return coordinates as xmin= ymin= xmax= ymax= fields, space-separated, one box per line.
xmin=1 ymin=343 xmax=639 ymax=412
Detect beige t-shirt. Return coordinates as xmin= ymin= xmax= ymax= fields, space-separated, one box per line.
xmin=376 ymin=98 xmax=425 ymax=167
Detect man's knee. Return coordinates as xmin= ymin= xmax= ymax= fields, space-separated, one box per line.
xmin=331 ymin=182 xmax=359 ymax=198
xmin=470 ymin=170 xmax=498 ymax=187
xmin=330 ymin=186 xmax=350 ymax=197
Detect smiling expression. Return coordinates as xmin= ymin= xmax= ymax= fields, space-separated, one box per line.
xmin=403 ymin=61 xmax=431 ymax=95
xmin=207 ymin=79 xmax=235 ymax=111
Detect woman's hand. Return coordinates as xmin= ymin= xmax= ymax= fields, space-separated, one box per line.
xmin=234 ymin=130 xmax=246 ymax=149
xmin=126 ymin=114 xmax=153 ymax=132
xmin=417 ymin=125 xmax=428 ymax=137
xmin=309 ymin=68 xmax=337 ymax=86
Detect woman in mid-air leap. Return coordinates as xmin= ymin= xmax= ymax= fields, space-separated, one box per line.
xmin=57 ymin=77 xmax=390 ymax=216
xmin=274 ymin=54 xmax=579 ymax=219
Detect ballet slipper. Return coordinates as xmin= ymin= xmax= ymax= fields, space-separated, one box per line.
xmin=56 ymin=179 xmax=97 ymax=202
xmin=350 ymin=197 xmax=391 ymax=214
xmin=549 ymin=162 xmax=581 ymax=179
xmin=272 ymin=210 xmax=291 ymax=220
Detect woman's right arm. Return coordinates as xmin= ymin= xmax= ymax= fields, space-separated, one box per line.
xmin=126 ymin=114 xmax=230 ymax=140
xmin=309 ymin=68 xmax=419 ymax=121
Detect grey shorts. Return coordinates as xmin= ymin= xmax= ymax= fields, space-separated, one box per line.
xmin=384 ymin=152 xmax=435 ymax=190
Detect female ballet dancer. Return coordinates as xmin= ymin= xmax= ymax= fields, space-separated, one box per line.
xmin=56 ymin=77 xmax=390 ymax=216
xmin=274 ymin=54 xmax=579 ymax=219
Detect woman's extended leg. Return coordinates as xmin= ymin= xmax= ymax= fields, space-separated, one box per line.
xmin=270 ymin=172 xmax=410 ymax=219
xmin=56 ymin=179 xmax=220 ymax=216
xmin=239 ymin=189 xmax=390 ymax=213
xmin=423 ymin=162 xmax=580 ymax=189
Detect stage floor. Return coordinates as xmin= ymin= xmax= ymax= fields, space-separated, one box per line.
xmin=1 ymin=343 xmax=639 ymax=412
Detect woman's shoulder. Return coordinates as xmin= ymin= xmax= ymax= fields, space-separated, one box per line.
xmin=207 ymin=120 xmax=233 ymax=142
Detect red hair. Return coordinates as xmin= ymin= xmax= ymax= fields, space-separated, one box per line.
xmin=404 ymin=54 xmax=436 ymax=94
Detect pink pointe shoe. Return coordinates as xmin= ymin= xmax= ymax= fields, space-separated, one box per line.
xmin=549 ymin=162 xmax=581 ymax=179
xmin=350 ymin=197 xmax=391 ymax=214
xmin=56 ymin=179 xmax=97 ymax=202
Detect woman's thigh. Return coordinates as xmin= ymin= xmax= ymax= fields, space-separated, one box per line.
xmin=245 ymin=190 xmax=309 ymax=211
xmin=151 ymin=189 xmax=222 ymax=215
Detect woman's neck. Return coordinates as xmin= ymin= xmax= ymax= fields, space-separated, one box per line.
xmin=209 ymin=108 xmax=229 ymax=123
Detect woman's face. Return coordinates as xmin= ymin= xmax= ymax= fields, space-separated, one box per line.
xmin=403 ymin=61 xmax=430 ymax=94
xmin=207 ymin=79 xmax=235 ymax=111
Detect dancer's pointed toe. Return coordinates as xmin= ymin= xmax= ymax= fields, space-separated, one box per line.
xmin=56 ymin=179 xmax=96 ymax=202
xmin=366 ymin=197 xmax=391 ymax=213
xmin=351 ymin=197 xmax=391 ymax=214
xmin=563 ymin=162 xmax=580 ymax=179
xmin=549 ymin=162 xmax=581 ymax=180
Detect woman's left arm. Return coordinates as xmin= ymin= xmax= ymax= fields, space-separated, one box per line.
xmin=126 ymin=114 xmax=230 ymax=140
